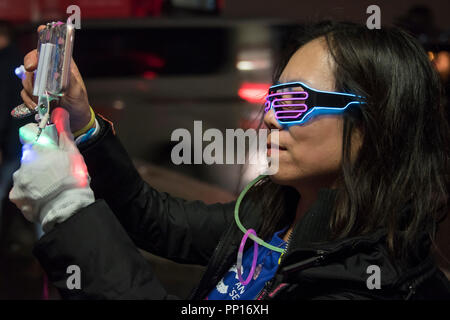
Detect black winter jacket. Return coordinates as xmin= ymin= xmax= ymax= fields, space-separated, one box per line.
xmin=33 ymin=115 xmax=450 ymax=300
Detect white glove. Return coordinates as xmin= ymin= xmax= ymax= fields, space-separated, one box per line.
xmin=9 ymin=123 xmax=95 ymax=233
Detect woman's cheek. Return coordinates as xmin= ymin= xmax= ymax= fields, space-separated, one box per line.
xmin=271 ymin=149 xmax=307 ymax=182
xmin=276 ymin=142 xmax=341 ymax=183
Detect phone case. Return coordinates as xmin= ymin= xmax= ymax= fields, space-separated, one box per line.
xmin=33 ymin=21 xmax=75 ymax=97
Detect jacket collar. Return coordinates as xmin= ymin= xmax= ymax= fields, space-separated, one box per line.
xmin=286 ymin=188 xmax=337 ymax=250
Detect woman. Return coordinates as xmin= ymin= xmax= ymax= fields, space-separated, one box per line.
xmin=12 ymin=21 xmax=449 ymax=299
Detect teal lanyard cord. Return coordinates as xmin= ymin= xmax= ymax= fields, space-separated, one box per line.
xmin=234 ymin=175 xmax=285 ymax=253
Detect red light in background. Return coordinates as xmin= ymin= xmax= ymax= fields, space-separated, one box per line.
xmin=238 ymin=83 xmax=270 ymax=104
xmin=133 ymin=0 xmax=164 ymax=17
xmin=217 ymin=0 xmax=225 ymax=10
xmin=129 ymin=52 xmax=166 ymax=69
xmin=144 ymin=55 xmax=165 ymax=69
xmin=142 ymin=71 xmax=157 ymax=80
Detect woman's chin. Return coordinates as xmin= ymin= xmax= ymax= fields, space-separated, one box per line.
xmin=267 ymin=170 xmax=297 ymax=186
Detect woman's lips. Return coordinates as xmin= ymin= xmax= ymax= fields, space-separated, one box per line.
xmin=267 ymin=141 xmax=287 ymax=149
xmin=266 ymin=143 xmax=287 ymax=156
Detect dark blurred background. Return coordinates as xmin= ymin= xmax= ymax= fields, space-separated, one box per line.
xmin=0 ymin=0 xmax=448 ymax=299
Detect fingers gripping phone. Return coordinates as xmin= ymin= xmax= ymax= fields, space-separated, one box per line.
xmin=15 ymin=20 xmax=75 ymax=142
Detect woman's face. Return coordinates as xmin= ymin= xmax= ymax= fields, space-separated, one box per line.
xmin=265 ymin=37 xmax=358 ymax=189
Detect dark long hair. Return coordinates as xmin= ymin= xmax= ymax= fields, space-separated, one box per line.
xmin=249 ymin=21 xmax=449 ymax=262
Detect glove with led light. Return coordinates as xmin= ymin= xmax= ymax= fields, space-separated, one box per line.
xmin=9 ymin=108 xmax=95 ymax=233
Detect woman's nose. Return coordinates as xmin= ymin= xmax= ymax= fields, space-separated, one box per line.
xmin=263 ymin=108 xmax=283 ymax=130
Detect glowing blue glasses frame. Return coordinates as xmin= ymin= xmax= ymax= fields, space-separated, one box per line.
xmin=265 ymin=81 xmax=366 ymax=127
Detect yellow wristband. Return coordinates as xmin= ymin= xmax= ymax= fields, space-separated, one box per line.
xmin=73 ymin=107 xmax=95 ymax=138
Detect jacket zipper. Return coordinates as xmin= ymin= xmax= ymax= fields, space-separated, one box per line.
xmin=255 ymin=229 xmax=295 ymax=300
xmin=404 ymin=284 xmax=416 ymax=300
xmin=256 ymin=251 xmax=327 ymax=300
xmin=255 ymin=225 xmax=331 ymax=300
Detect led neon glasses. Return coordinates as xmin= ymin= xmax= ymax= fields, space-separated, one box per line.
xmin=265 ymin=81 xmax=365 ymax=127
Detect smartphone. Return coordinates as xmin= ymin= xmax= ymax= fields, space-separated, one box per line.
xmin=33 ymin=21 xmax=75 ymax=97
